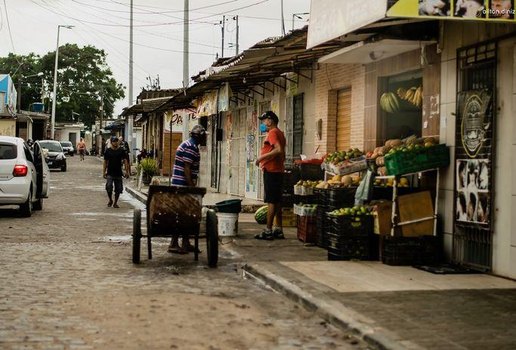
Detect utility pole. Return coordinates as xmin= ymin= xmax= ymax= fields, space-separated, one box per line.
xmin=221 ymin=15 xmax=226 ymax=58
xmin=280 ymin=0 xmax=285 ymax=35
xmin=128 ymin=0 xmax=135 ymax=162
xmin=183 ymin=0 xmax=190 ymax=140
xmin=233 ymin=15 xmax=239 ymax=55
xmin=99 ymin=87 xmax=104 ymax=155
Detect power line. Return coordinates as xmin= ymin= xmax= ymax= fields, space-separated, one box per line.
xmin=3 ymin=0 xmax=17 ymax=54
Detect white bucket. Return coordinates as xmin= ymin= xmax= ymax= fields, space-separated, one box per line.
xmin=217 ymin=212 xmax=239 ymax=237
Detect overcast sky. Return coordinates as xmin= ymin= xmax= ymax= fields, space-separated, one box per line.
xmin=0 ymin=0 xmax=311 ymax=115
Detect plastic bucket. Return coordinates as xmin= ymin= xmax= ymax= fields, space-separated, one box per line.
xmin=217 ymin=212 xmax=238 ymax=236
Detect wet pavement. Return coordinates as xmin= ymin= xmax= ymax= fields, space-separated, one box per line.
xmin=126 ymin=170 xmax=516 ymax=350
xmin=0 ymin=155 xmax=371 ymax=350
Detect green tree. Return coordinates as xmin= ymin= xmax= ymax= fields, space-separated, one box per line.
xmin=40 ymin=44 xmax=125 ymax=127
xmin=0 ymin=53 xmax=44 ymax=111
xmin=0 ymin=45 xmax=125 ymax=128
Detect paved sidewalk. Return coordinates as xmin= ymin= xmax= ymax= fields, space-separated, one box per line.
xmin=125 ymin=184 xmax=516 ymax=350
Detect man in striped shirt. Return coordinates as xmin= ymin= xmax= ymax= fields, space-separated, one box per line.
xmin=169 ymin=125 xmax=206 ymax=254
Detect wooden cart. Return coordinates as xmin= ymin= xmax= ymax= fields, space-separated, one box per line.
xmin=132 ymin=185 xmax=218 ymax=267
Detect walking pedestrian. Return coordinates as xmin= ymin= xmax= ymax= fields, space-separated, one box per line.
xmin=103 ymin=136 xmax=130 ymax=208
xmin=254 ymin=111 xmax=286 ymax=240
xmin=168 ymin=125 xmax=206 ymax=254
xmin=77 ymin=137 xmax=86 ymax=161
xmin=119 ymin=135 xmax=131 ymax=174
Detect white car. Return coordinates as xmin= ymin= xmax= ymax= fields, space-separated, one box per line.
xmin=0 ymin=136 xmax=49 ymax=217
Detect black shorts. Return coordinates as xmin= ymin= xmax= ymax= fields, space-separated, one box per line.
xmin=106 ymin=176 xmax=123 ymax=194
xmin=263 ymin=171 xmax=283 ymax=204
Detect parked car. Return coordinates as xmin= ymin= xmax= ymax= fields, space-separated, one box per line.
xmin=39 ymin=140 xmax=67 ymax=172
xmin=0 ymin=136 xmax=49 ymax=216
xmin=60 ymin=141 xmax=75 ymax=156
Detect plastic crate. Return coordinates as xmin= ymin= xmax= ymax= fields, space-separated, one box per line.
xmin=323 ymin=157 xmax=368 ymax=175
xmin=326 ymin=235 xmax=373 ymax=261
xmin=293 ymin=194 xmax=318 ymax=205
xmin=297 ymin=215 xmax=317 ymax=243
xmin=293 ymin=204 xmax=317 ymax=216
xmin=317 ymin=187 xmax=356 ymax=208
xmin=274 ymin=207 xmax=297 ymax=227
xmin=384 ymin=144 xmax=450 ymax=176
xmin=381 ymin=236 xmax=423 ymax=266
xmin=298 ymin=163 xmax=324 ymax=180
xmin=325 ymin=214 xmax=374 ymax=238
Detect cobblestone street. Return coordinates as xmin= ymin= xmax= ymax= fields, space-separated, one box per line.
xmin=0 ymin=155 xmax=369 ymax=350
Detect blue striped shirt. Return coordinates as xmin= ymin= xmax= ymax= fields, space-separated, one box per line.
xmin=172 ymin=138 xmax=200 ymax=186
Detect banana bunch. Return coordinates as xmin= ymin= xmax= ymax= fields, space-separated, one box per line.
xmin=403 ymin=86 xmax=423 ymax=108
xmin=380 ymin=92 xmax=400 ymax=114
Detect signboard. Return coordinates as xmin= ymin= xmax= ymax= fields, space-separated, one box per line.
xmin=455 ymin=90 xmax=493 ymax=226
xmin=196 ymin=90 xmax=218 ymax=117
xmin=308 ymin=0 xmax=515 ymax=49
xmin=307 ymin=0 xmax=387 ymax=48
xmin=388 ymin=0 xmax=515 ymax=22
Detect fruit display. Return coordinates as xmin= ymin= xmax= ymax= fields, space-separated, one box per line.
xmin=294 ymin=180 xmax=324 ymax=195
xmin=365 ymin=136 xmax=440 ymax=176
xmin=293 ymin=203 xmax=318 ymax=216
xmin=399 ymin=86 xmax=423 ymax=108
xmin=316 ymin=174 xmax=361 ymax=189
xmin=380 ymin=92 xmax=401 ymax=113
xmin=328 ymin=205 xmax=372 ymax=217
xmin=323 ymin=148 xmax=366 ymax=175
xmin=373 ymin=177 xmax=409 ymax=187
xmin=254 ymin=205 xmax=268 ymax=224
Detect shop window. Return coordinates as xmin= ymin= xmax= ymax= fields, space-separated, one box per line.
xmin=379 ymin=71 xmax=423 ymax=142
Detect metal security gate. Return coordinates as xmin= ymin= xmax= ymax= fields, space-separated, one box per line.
xmin=453 ymin=42 xmax=497 ymax=271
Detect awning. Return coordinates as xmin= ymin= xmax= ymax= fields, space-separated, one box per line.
xmin=308 ymin=0 xmax=516 ymax=49
xmin=157 ymin=26 xmax=343 ymax=112
xmin=319 ymin=38 xmax=436 ymax=64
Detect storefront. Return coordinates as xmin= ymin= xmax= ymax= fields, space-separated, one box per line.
xmin=308 ymin=0 xmax=516 ymax=277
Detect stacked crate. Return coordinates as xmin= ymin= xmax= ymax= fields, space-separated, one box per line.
xmin=326 ymin=214 xmax=377 ymax=261
xmin=314 ymin=187 xmax=356 ymax=249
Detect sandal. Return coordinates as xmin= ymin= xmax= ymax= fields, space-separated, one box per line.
xmin=168 ymin=246 xmax=188 ymax=255
xmin=273 ymin=229 xmax=285 ymax=239
xmin=254 ymin=230 xmax=274 ymax=240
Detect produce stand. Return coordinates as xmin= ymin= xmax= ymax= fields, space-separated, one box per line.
xmin=376 ymin=168 xmax=441 ymax=266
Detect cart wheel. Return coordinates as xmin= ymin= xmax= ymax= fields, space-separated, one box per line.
xmin=206 ymin=209 xmax=218 ymax=268
xmin=132 ymin=208 xmax=142 ymax=264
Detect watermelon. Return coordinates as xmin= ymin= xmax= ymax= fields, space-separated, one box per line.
xmin=254 ymin=205 xmax=268 ymax=224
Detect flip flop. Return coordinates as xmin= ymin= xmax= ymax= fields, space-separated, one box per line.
xmin=254 ymin=231 xmax=274 ymax=240
xmin=168 ymin=247 xmax=188 ymax=255
xmin=107 ymin=200 xmax=113 ymax=207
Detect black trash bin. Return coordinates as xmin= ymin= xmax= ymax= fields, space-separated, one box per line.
xmin=215 ymin=199 xmax=242 ymax=213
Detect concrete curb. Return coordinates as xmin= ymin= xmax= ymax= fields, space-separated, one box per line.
xmin=125 ymin=186 xmax=147 ymax=205
xmin=242 ymin=263 xmax=416 ymax=350
xmin=124 ymin=185 xmax=415 ymax=350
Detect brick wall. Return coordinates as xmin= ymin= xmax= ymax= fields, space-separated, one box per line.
xmin=315 ymin=63 xmax=366 ymax=153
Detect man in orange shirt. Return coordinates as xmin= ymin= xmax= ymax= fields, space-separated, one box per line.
xmin=255 ymin=111 xmax=286 ymax=240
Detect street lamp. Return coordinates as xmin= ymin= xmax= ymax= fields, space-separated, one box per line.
xmin=51 ymin=24 xmax=74 ymax=140
xmin=292 ymin=13 xmax=309 ymax=31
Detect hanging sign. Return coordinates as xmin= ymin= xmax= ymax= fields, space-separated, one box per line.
xmin=388 ymin=0 xmax=515 ymax=22
xmin=455 ymin=89 xmax=493 ymax=226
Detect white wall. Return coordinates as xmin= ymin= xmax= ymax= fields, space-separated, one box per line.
xmin=493 ymin=39 xmax=516 ymax=278
xmin=440 ymin=22 xmax=516 ymax=278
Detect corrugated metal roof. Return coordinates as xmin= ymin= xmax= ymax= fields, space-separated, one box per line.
xmin=157 ymin=26 xmax=344 ymax=111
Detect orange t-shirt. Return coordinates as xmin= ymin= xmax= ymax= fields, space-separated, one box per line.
xmin=260 ymin=127 xmax=286 ymax=172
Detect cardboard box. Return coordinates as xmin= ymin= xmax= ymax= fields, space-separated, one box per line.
xmin=372 ymin=201 xmax=393 ymax=235
xmin=397 ymin=191 xmax=434 ymax=237
xmin=274 ymin=207 xmax=297 ymax=227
